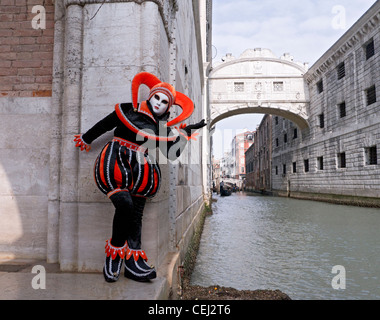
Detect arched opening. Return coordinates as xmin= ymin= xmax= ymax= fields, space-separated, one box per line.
xmin=210 ymin=105 xmax=309 ymax=130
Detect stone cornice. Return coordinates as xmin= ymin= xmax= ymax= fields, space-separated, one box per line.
xmin=64 ymin=0 xmax=178 ymax=42
xmin=305 ymin=4 xmax=380 ymax=85
xmin=210 ymin=57 xmax=308 ymax=79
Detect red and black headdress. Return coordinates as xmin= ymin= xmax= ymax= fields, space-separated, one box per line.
xmin=131 ymin=72 xmax=194 ymax=127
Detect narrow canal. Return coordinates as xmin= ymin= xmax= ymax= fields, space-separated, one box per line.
xmin=190 ymin=192 xmax=380 ymax=300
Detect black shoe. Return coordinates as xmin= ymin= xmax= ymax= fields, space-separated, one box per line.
xmin=103 ymin=239 xmax=127 ymax=283
xmin=124 ymin=247 xmax=156 ymax=282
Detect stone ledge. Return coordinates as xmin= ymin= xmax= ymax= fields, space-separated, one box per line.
xmin=273 ymin=189 xmax=380 ymax=208
xmin=0 ymin=259 xmax=168 ymax=300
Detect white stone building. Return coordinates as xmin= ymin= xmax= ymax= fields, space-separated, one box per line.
xmin=271 ymin=2 xmax=380 ymax=205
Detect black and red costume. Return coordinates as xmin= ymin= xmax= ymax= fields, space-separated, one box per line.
xmin=74 ymin=72 xmax=205 ymax=283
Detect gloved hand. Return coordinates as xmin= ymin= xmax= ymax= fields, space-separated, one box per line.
xmin=74 ymin=134 xmax=91 ymax=152
xmin=175 ymin=119 xmax=206 ymax=141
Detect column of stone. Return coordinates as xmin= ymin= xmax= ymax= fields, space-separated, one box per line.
xmin=47 ymin=0 xmax=65 ymax=264
xmin=58 ymin=4 xmax=84 ymax=271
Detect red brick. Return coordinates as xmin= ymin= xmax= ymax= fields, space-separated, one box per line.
xmin=0 ymin=60 xmax=11 ymax=68
xmin=19 ymin=37 xmax=37 ymax=45
xmin=17 ymin=68 xmax=35 ymax=76
xmin=0 ymin=37 xmax=19 ymax=45
xmin=35 ymin=75 xmax=52 ymax=83
xmin=0 ymin=6 xmax=21 ymax=14
xmin=37 ymin=36 xmax=54 ymax=44
xmin=37 ymin=83 xmax=52 ymax=91
xmin=19 ymin=76 xmax=35 ymax=83
xmin=39 ymin=44 xmax=53 ymax=51
xmin=42 ymin=60 xmax=53 ymax=67
xmin=0 ymin=13 xmax=14 ymax=22
xmin=28 ymin=0 xmax=45 ymax=4
xmin=13 ymin=83 xmax=37 ymax=91
xmin=20 ymin=20 xmax=35 ymax=29
xmin=33 ymin=90 xmax=52 ymax=97
xmin=0 ymin=85 xmax=13 ymax=91
xmin=32 ymin=51 xmax=52 ymax=60
xmin=13 ymin=28 xmax=42 ymax=37
xmin=16 ymin=51 xmax=32 ymax=60
xmin=41 ymin=28 xmax=54 ymax=37
xmin=0 ymin=75 xmax=19 ymax=85
xmin=0 ymin=68 xmax=17 ymax=76
xmin=12 ymin=60 xmax=42 ymax=68
xmin=0 ymin=21 xmax=20 ymax=29
xmin=13 ymin=13 xmax=28 ymax=21
xmin=12 ymin=44 xmax=40 ymax=52
xmin=0 ymin=29 xmax=13 ymax=36
xmin=0 ymin=45 xmax=11 ymax=52
xmin=17 ymin=91 xmax=34 ymax=97
xmin=15 ymin=0 xmax=27 ymax=5
xmin=34 ymin=67 xmax=51 ymax=76
xmin=0 ymin=0 xmax=15 ymax=6
xmin=0 ymin=52 xmax=17 ymax=60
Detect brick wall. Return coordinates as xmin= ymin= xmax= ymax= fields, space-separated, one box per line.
xmin=0 ymin=0 xmax=54 ymax=97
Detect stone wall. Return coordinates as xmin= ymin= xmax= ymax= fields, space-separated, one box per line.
xmin=0 ymin=0 xmax=211 ymax=276
xmin=55 ymin=0 xmax=209 ymax=272
xmin=0 ymin=97 xmax=51 ymax=259
xmin=0 ymin=0 xmax=55 ymax=260
xmin=272 ymin=2 xmax=380 ymax=201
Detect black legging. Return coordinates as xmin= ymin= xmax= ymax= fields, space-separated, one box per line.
xmin=109 ymin=191 xmax=146 ymax=249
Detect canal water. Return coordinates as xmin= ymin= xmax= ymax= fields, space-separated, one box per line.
xmin=190 ymin=192 xmax=380 ymax=300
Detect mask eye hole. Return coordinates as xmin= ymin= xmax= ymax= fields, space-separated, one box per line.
xmin=162 ymin=100 xmax=168 ymax=105
xmin=154 ymin=94 xmax=160 ymax=100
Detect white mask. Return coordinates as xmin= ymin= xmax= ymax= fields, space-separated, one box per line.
xmin=149 ymin=92 xmax=170 ymax=116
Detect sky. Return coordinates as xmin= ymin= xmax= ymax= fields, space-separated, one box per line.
xmin=211 ymin=0 xmax=378 ymax=159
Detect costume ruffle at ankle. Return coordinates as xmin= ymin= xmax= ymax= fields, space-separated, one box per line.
xmin=103 ymin=239 xmax=156 ymax=283
xmin=124 ymin=247 xmax=156 ymax=282
xmin=103 ymin=239 xmax=127 ymax=283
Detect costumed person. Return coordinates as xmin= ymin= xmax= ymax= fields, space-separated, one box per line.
xmin=73 ymin=72 xmax=206 ymax=283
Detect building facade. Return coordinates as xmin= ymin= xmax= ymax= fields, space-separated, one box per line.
xmin=254 ymin=115 xmax=272 ymax=191
xmin=231 ymin=130 xmax=254 ymax=179
xmin=0 ymin=0 xmax=213 ymax=282
xmin=244 ymin=115 xmax=272 ymax=192
xmin=244 ymin=142 xmax=255 ymax=191
xmin=272 ymin=2 xmax=380 ymax=205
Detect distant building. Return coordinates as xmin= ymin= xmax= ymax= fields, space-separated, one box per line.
xmin=231 ymin=131 xmax=254 ymax=179
xmin=220 ymin=150 xmax=233 ymax=178
xmin=245 ymin=143 xmax=255 ymax=191
xmin=212 ymin=156 xmax=221 ymax=191
xmin=245 ymin=115 xmax=272 ymax=192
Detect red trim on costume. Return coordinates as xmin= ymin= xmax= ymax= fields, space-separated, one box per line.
xmin=99 ymin=144 xmax=109 ymax=187
xmin=151 ymin=169 xmax=159 ymax=194
xmin=115 ymin=103 xmax=178 ymax=142
xmin=166 ymin=91 xmax=194 ymax=127
xmin=132 ymin=72 xmax=161 ymax=111
xmin=114 ymin=160 xmax=122 ymax=188
xmin=105 ymin=239 xmax=127 ymax=260
xmin=113 ymin=137 xmax=147 ymax=153
xmin=137 ymin=101 xmax=156 ymax=123
xmin=126 ymin=248 xmax=148 ymax=261
xmin=137 ymin=157 xmax=149 ymax=193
